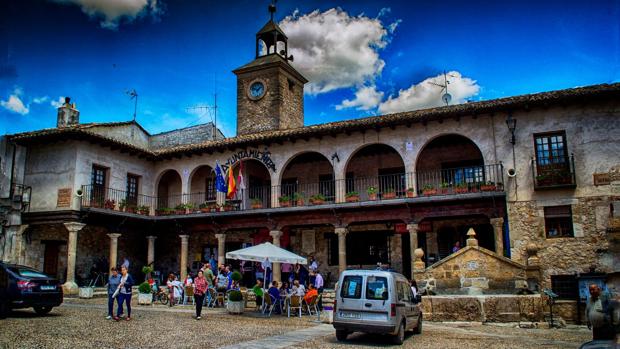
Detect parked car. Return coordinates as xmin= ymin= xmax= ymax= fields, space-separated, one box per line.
xmin=0 ymin=262 xmax=63 ymax=318
xmin=333 ymin=269 xmax=422 ymax=344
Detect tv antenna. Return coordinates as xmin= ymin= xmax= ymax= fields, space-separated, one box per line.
xmin=125 ymin=89 xmax=138 ymax=121
xmin=185 ymin=93 xmax=218 ymax=140
xmin=429 ymin=71 xmax=455 ymax=106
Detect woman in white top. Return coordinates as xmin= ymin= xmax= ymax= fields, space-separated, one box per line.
xmin=410 ymin=279 xmax=418 ymax=297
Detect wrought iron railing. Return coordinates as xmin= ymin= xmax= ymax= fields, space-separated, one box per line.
xmin=531 ymin=154 xmax=576 ymax=190
xmin=80 ymin=163 xmax=504 ymax=216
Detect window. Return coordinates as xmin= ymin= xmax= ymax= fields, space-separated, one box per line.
xmin=550 ymin=275 xmax=578 ymax=300
xmin=535 ymin=131 xmax=568 ymax=167
xmin=544 ymin=205 xmax=574 ymax=238
xmin=126 ymin=174 xmax=139 ymax=205
xmin=91 ymin=165 xmax=107 ymax=203
xmin=327 ymin=233 xmax=339 ymax=266
xmin=397 ymin=282 xmax=411 ymax=302
xmin=366 ymin=276 xmax=388 ymax=300
xmin=340 ymin=275 xmax=363 ymax=299
xmin=205 ymin=175 xmax=216 ymax=201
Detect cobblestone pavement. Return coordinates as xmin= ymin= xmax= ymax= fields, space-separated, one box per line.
xmin=0 ymin=299 xmax=593 ymax=349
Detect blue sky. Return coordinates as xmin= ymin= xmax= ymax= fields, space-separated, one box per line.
xmin=1 ymin=0 xmax=618 ymax=136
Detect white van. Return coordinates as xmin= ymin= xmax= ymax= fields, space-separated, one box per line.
xmin=333 ymin=269 xmax=422 ymax=344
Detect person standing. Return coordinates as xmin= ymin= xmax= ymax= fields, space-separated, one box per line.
xmin=281 ymin=263 xmax=292 ymax=285
xmin=314 ymin=270 xmax=324 ymax=310
xmin=106 ymin=267 xmax=121 ymax=320
xmin=114 ymin=265 xmax=134 ymax=321
xmin=193 ymin=270 xmax=207 ymax=320
xmin=586 ymin=284 xmax=614 ymax=341
xmin=308 ymin=256 xmax=318 ymax=286
xmin=452 ymin=241 xmax=461 ymax=253
xmin=209 ymin=254 xmax=217 ymax=273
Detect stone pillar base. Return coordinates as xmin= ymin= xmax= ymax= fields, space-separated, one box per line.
xmin=62 ymin=281 xmax=79 ymax=295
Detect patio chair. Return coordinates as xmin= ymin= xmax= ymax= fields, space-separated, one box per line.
xmin=215 ymin=290 xmax=226 ymax=307
xmin=207 ymin=287 xmax=218 ymax=308
xmin=288 ymin=295 xmax=302 ymax=318
xmin=183 ymin=285 xmax=195 ymax=305
xmin=305 ymin=294 xmax=319 ymax=315
xmin=262 ymin=294 xmax=276 ymax=316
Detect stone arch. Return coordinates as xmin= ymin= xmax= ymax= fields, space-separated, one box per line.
xmin=156 ymin=169 xmax=182 ymax=209
xmin=414 ymin=133 xmax=485 ymax=170
xmin=188 ymin=165 xmax=215 ymax=205
xmin=278 ymin=151 xmax=335 ymax=204
xmin=230 ymin=158 xmax=272 ymax=209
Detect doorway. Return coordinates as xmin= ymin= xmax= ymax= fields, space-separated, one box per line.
xmin=43 ymin=241 xmax=64 ymax=279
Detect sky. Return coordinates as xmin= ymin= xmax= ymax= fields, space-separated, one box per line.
xmin=1 ymin=0 xmax=619 ymax=137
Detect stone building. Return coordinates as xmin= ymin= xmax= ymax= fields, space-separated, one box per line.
xmin=0 ymin=11 xmax=619 ymax=298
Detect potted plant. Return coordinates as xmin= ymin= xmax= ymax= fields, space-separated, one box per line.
xmin=199 ymin=202 xmax=210 ymax=213
xmin=293 ymin=192 xmax=305 ymax=206
xmin=345 ymin=191 xmax=360 ymax=202
xmin=439 ymin=182 xmax=450 ymax=194
xmin=156 ymin=207 xmax=173 ymax=216
xmin=367 ymin=186 xmax=377 ymax=201
xmin=222 ymin=202 xmax=234 ymax=211
xmin=91 ymin=197 xmax=105 ymax=208
xmin=210 ymin=203 xmax=219 ymax=212
xmin=104 ymin=199 xmax=115 ymax=210
xmin=406 ymin=188 xmax=415 ymax=198
xmin=309 ymin=193 xmax=326 ymax=205
xmin=278 ymin=195 xmax=291 ymax=207
xmin=454 ymin=183 xmax=469 ymax=194
xmin=125 ymin=204 xmax=137 ymax=214
xmin=383 ymin=188 xmax=396 ymax=199
xmin=185 ymin=203 xmax=198 ymax=213
xmin=119 ymin=199 xmax=127 ymax=211
xmin=137 ymin=281 xmax=153 ymax=305
xmin=480 ymin=181 xmax=497 ymax=191
xmin=227 ymin=289 xmax=244 ymax=314
xmin=422 ymin=184 xmax=437 ymax=196
xmin=250 ymin=198 xmax=263 ymax=209
xmin=138 ymin=205 xmax=150 ymax=215
xmin=174 ymin=203 xmax=186 ymax=215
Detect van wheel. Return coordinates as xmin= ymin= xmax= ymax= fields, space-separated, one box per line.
xmin=413 ymin=316 xmax=422 ymax=334
xmin=392 ymin=321 xmax=405 ymax=344
xmin=0 ymin=299 xmax=9 ymax=319
xmin=34 ymin=306 xmax=52 ymax=315
xmin=335 ymin=329 xmax=348 ymax=341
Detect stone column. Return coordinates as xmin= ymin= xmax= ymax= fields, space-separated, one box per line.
xmin=406 ymin=223 xmax=419 ymax=279
xmin=269 ymin=230 xmax=283 ymax=282
xmin=335 ymin=227 xmax=348 ymax=274
xmin=63 ymin=222 xmax=86 ymax=295
xmin=107 ymin=233 xmax=121 ymax=271
xmin=490 ymin=218 xmax=504 ymax=256
xmin=179 ymin=235 xmax=189 ymax=281
xmin=146 ymin=236 xmax=157 ymax=266
xmin=13 ymin=225 xmax=29 ymax=265
xmin=215 ymin=233 xmax=226 ymax=266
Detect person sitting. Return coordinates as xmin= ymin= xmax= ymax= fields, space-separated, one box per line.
xmin=252 ymin=279 xmax=264 ymax=309
xmin=292 ymin=280 xmax=305 ymax=297
xmin=268 ymin=281 xmax=281 ymax=314
xmin=184 ymin=273 xmax=193 ymax=287
xmin=215 ymin=268 xmax=229 ymax=292
xmin=279 ymin=281 xmax=290 ymax=297
xmin=304 ymin=284 xmax=318 ymax=306
xmin=166 ymin=274 xmax=183 ymax=305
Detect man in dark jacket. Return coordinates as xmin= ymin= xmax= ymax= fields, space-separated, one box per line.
xmin=585 ymin=284 xmax=615 ymax=341
xmin=106 ymin=267 xmax=121 ymax=320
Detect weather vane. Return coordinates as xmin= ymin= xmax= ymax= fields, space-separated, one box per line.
xmin=269 ymin=0 xmax=277 ymax=21
xmin=125 ymin=89 xmax=138 ymax=121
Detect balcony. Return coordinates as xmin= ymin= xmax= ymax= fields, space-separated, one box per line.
xmin=80 ymin=163 xmax=505 ymax=217
xmin=531 ymin=154 xmax=576 ymax=190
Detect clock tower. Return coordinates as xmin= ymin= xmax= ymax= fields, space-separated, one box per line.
xmin=233 ymin=3 xmax=308 ymax=136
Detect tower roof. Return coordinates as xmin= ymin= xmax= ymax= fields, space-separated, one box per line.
xmin=257 ymin=20 xmax=288 ymax=40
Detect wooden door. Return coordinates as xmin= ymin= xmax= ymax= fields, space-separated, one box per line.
xmin=43 ymin=242 xmax=60 ymax=277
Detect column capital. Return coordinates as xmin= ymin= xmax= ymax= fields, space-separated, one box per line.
xmin=15 ymin=225 xmax=29 ymax=236
xmin=179 ymin=234 xmax=190 ymax=241
xmin=490 ymin=217 xmax=504 ymax=226
xmin=107 ymin=233 xmax=121 ymax=239
xmin=215 ymin=233 xmax=226 ymax=241
xmin=334 ymin=227 xmax=348 ymax=236
xmin=64 ymin=222 xmax=86 ymax=233
xmin=146 ymin=235 xmax=157 ymax=241
xmin=406 ymin=223 xmax=419 ymax=232
xmin=269 ymin=230 xmax=283 ymax=239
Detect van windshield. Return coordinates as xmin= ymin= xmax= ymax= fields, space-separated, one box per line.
xmin=341 ymin=275 xmax=363 ymax=299
xmin=366 ymin=276 xmax=388 ymax=300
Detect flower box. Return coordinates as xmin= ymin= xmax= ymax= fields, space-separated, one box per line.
xmin=295 ymin=199 xmax=304 ymax=206
xmin=383 ymin=192 xmax=396 ymax=199
xmin=480 ymin=185 xmax=497 ymax=191
xmin=406 ymin=191 xmax=415 ymax=198
xmin=368 ymin=193 xmax=377 ymax=201
xmin=227 ymin=300 xmax=244 ymax=314
xmin=279 ymin=201 xmax=291 ymax=207
xmin=251 ymin=203 xmax=263 ymax=209
xmin=422 ymin=189 xmax=437 ymax=196
xmin=346 ymin=196 xmax=360 ymax=202
xmin=138 ymin=292 xmax=153 ymax=305
xmin=454 ymin=187 xmax=469 ymax=194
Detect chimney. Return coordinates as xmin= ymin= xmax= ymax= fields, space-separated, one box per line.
xmin=57 ymin=97 xmax=80 ymax=128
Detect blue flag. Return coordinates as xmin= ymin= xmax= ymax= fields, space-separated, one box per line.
xmin=215 ymin=161 xmax=227 ymax=193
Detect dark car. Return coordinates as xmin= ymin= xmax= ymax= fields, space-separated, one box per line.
xmin=0 ymin=262 xmax=63 ymax=318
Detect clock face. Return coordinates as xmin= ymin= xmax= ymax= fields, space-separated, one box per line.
xmin=249 ymin=81 xmax=265 ymax=99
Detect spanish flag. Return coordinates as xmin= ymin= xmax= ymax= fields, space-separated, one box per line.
xmin=226 ymin=166 xmax=236 ymax=199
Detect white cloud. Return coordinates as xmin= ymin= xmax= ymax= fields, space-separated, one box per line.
xmin=280 ymin=8 xmax=395 ymax=95
xmin=51 ymin=97 xmax=66 ymax=108
xmin=378 ymin=71 xmax=480 ymax=114
xmin=52 ymin=0 xmax=161 ymax=29
xmin=1 ymin=87 xmax=29 ymax=115
xmin=336 ymin=85 xmax=384 ymax=111
xmin=33 ymin=96 xmax=49 ymax=104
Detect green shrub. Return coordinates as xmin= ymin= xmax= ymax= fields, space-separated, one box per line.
xmin=138 ymin=281 xmax=152 ymax=294
xmin=228 ymin=290 xmax=243 ymax=302
xmin=142 ymin=265 xmax=154 ymax=275
xmin=231 ymin=271 xmax=242 ymax=282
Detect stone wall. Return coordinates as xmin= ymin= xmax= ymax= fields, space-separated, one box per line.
xmin=150 ymin=123 xmax=223 ymax=149
xmin=421 ymin=295 xmax=544 ymax=323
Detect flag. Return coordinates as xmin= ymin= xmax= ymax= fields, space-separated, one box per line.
xmin=215 ymin=161 xmax=227 ymax=193
xmin=238 ymin=160 xmax=246 ymax=191
xmin=227 ymin=166 xmax=236 ymax=199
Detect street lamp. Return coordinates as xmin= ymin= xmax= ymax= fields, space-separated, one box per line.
xmin=506 ymin=114 xmax=517 ymax=144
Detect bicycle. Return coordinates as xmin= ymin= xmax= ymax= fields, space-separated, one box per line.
xmin=153 ymin=287 xmax=169 ymax=305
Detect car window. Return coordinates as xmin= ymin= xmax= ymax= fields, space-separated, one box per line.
xmin=397 ymin=282 xmax=410 ymax=302
xmin=341 ymin=275 xmax=363 ymax=299
xmin=10 ymin=267 xmax=48 ymax=278
xmin=366 ymin=276 xmax=388 ymax=300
